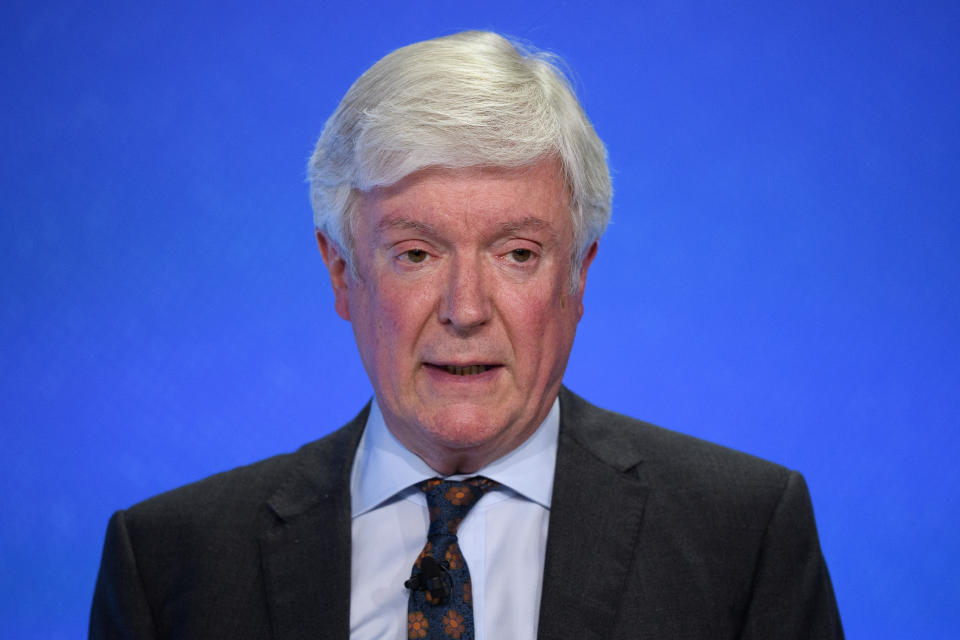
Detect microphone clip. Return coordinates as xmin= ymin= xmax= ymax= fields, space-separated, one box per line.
xmin=404 ymin=556 xmax=451 ymax=605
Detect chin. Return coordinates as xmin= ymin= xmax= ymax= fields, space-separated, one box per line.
xmin=420 ymin=405 xmax=513 ymax=450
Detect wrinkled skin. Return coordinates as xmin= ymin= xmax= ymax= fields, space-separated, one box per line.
xmin=317 ymin=160 xmax=596 ymax=474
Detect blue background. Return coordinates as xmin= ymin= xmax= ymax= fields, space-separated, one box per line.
xmin=2 ymin=1 xmax=958 ymax=637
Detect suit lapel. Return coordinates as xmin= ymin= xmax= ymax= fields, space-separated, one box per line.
xmin=259 ymin=406 xmax=368 ymax=640
xmin=537 ymin=389 xmax=649 ymax=640
xmin=254 ymin=392 xmax=647 ymax=640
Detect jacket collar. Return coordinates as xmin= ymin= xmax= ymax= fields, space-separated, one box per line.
xmin=536 ymin=387 xmax=650 ymax=640
xmin=260 ymin=403 xmax=368 ymax=640
xmin=256 ymin=389 xmax=650 ymax=640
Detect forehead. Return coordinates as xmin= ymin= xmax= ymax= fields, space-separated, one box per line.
xmin=355 ymin=161 xmax=571 ymax=237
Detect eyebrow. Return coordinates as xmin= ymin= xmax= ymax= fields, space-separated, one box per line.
xmin=376 ymin=214 xmax=558 ymax=242
xmin=498 ymin=216 xmax=554 ymax=236
xmin=376 ymin=216 xmax=441 ymax=237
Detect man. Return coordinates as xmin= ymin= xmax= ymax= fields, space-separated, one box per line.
xmin=91 ymin=31 xmax=843 ymax=639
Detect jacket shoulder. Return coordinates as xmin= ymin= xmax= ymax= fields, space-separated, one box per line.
xmin=554 ymin=388 xmax=842 ymax=638
xmin=122 ymin=405 xmax=367 ymax=534
xmin=559 ymin=387 xmax=793 ymax=506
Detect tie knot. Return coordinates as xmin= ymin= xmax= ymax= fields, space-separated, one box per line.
xmin=418 ymin=477 xmax=498 ymax=537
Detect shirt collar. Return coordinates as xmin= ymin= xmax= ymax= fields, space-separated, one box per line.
xmin=351 ymin=396 xmax=559 ymax=517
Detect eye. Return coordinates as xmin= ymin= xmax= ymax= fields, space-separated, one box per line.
xmin=510 ymin=248 xmax=533 ymax=263
xmin=403 ymin=249 xmax=428 ymax=263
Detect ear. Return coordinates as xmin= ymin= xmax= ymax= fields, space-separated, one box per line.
xmin=575 ymin=241 xmax=599 ymax=320
xmin=315 ymin=230 xmax=352 ymax=321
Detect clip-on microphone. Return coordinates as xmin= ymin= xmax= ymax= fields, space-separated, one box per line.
xmin=404 ymin=556 xmax=450 ymax=605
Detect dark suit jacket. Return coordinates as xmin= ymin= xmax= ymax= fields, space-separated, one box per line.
xmin=90 ymin=388 xmax=843 ymax=639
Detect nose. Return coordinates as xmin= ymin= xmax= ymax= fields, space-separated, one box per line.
xmin=438 ymin=254 xmax=491 ymax=333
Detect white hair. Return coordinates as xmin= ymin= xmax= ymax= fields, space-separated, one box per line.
xmin=308 ymin=30 xmax=612 ymax=288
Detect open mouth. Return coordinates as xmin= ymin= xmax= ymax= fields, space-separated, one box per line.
xmin=425 ymin=363 xmax=500 ymax=377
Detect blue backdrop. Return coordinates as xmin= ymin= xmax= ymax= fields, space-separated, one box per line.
xmin=2 ymin=1 xmax=958 ymax=637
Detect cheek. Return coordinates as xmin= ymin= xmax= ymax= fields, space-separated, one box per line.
xmin=503 ymin=281 xmax=572 ymax=354
xmin=365 ymin=279 xmax=436 ymax=356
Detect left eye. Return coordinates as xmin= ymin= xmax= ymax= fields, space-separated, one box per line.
xmin=510 ymin=249 xmax=533 ymax=262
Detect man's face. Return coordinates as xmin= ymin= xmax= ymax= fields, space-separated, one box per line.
xmin=319 ymin=160 xmax=596 ymax=474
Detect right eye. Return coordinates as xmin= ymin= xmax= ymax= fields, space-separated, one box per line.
xmin=402 ymin=249 xmax=428 ymax=263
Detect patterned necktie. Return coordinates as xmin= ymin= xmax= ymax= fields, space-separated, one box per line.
xmin=406 ymin=477 xmax=498 ymax=640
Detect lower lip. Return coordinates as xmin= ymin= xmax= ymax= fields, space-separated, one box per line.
xmin=422 ymin=364 xmax=503 ymax=386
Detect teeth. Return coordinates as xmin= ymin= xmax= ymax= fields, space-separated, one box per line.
xmin=444 ymin=365 xmax=489 ymax=376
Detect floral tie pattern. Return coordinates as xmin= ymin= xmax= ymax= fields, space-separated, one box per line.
xmin=407 ymin=477 xmax=498 ymax=639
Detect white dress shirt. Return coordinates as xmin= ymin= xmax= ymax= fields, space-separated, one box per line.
xmin=348 ymin=397 xmax=559 ymax=640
